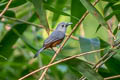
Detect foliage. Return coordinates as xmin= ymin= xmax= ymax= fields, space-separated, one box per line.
xmin=0 ymin=0 xmax=120 ymax=80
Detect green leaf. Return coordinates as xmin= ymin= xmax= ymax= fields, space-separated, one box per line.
xmin=0 ymin=23 xmax=28 ymax=58
xmin=30 ymin=0 xmax=50 ymax=33
xmin=103 ymin=3 xmax=112 ymax=16
xmin=79 ymin=37 xmax=100 ymax=62
xmin=102 ymin=0 xmax=119 ymax=3
xmin=0 ymin=0 xmax=6 ymax=3
xmin=0 ymin=13 xmax=37 ymax=58
xmin=44 ymin=4 xmax=79 ymax=21
xmin=65 ymin=58 xmax=104 ymax=80
xmin=96 ymin=10 xmax=120 ymax=32
xmin=0 ymin=55 xmax=7 ymax=60
xmin=71 ymin=0 xmax=86 ymax=31
xmin=69 ymin=66 xmax=82 ymax=78
xmin=0 ymin=0 xmax=27 ymax=10
xmin=111 ymin=3 xmax=120 ymax=21
xmin=96 ymin=24 xmax=101 ymax=33
xmin=99 ymin=38 xmax=109 ymax=48
xmin=0 ymin=10 xmax=15 ymax=17
xmin=43 ymin=0 xmax=54 ymax=5
xmin=12 ymin=28 xmax=38 ymax=53
xmin=50 ymin=65 xmax=63 ymax=80
xmin=106 ymin=57 xmax=120 ymax=75
xmin=98 ymin=67 xmax=114 ymax=78
xmin=113 ymin=25 xmax=119 ymax=35
xmin=80 ymin=0 xmax=108 ymax=28
xmin=51 ymin=0 xmax=67 ymax=27
xmin=101 ymin=49 xmax=120 ymax=76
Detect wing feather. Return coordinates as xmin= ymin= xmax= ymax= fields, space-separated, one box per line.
xmin=43 ymin=31 xmax=65 ymax=46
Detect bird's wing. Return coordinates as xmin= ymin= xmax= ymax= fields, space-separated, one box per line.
xmin=43 ymin=31 xmax=65 ymax=46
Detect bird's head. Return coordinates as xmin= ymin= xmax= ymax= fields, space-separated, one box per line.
xmin=55 ymin=22 xmax=72 ymax=32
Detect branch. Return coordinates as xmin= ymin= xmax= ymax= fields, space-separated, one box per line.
xmin=104 ymin=75 xmax=120 ymax=80
xmin=0 ymin=16 xmax=44 ymax=28
xmin=80 ymin=51 xmax=114 ymax=80
xmin=18 ymin=49 xmax=104 ymax=80
xmin=94 ymin=44 xmax=120 ymax=70
xmin=66 ymin=34 xmax=79 ymax=40
xmin=80 ymin=45 xmax=120 ymax=80
xmin=94 ymin=51 xmax=115 ymax=70
xmin=106 ymin=23 xmax=116 ymax=47
xmin=1 ymin=16 xmax=79 ymax=40
xmin=107 ymin=22 xmax=116 ymax=40
xmin=0 ymin=0 xmax=13 ymax=17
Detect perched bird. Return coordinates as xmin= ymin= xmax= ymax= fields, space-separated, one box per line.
xmin=34 ymin=22 xmax=72 ymax=58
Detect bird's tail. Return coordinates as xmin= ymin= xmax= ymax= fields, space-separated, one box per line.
xmin=34 ymin=47 xmax=45 ymax=58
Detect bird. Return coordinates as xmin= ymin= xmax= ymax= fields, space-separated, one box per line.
xmin=34 ymin=22 xmax=72 ymax=58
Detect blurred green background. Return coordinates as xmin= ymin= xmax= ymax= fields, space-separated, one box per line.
xmin=0 ymin=0 xmax=120 ymax=80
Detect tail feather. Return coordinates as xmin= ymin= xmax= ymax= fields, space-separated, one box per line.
xmin=34 ymin=47 xmax=45 ymax=58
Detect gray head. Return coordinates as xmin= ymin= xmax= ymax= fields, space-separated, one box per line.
xmin=55 ymin=22 xmax=72 ymax=33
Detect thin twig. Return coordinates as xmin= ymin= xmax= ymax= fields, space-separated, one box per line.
xmin=66 ymin=34 xmax=79 ymax=40
xmin=18 ymin=49 xmax=104 ymax=80
xmin=0 ymin=16 xmax=44 ymax=28
xmin=106 ymin=23 xmax=116 ymax=48
xmin=80 ymin=50 xmax=113 ymax=80
xmin=1 ymin=16 xmax=79 ymax=40
xmin=80 ymin=47 xmax=120 ymax=80
xmin=93 ymin=50 xmax=113 ymax=69
xmin=107 ymin=23 xmax=116 ymax=40
xmin=80 ymin=51 xmax=114 ymax=80
xmin=84 ymin=61 xmax=95 ymax=66
xmin=104 ymin=75 xmax=120 ymax=80
xmin=94 ymin=44 xmax=120 ymax=70
xmin=94 ymin=52 xmax=116 ymax=70
xmin=0 ymin=0 xmax=13 ymax=17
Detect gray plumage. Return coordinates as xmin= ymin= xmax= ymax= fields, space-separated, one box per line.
xmin=34 ymin=47 xmax=45 ymax=58
xmin=34 ymin=22 xmax=72 ymax=58
xmin=43 ymin=31 xmax=65 ymax=47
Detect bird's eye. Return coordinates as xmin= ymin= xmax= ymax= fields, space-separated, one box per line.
xmin=62 ymin=25 xmax=64 ymax=27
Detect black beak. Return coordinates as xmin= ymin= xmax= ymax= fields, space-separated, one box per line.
xmin=66 ymin=22 xmax=72 ymax=27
